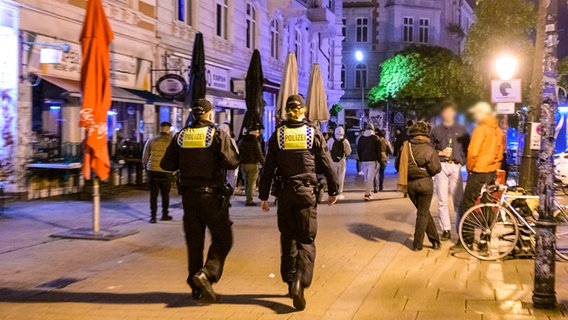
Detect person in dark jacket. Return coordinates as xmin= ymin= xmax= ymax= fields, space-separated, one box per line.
xmin=393 ymin=127 xmax=404 ymax=157
xmin=161 ymin=98 xmax=239 ymax=303
xmin=259 ymin=95 xmax=339 ymax=311
xmin=430 ymin=101 xmax=470 ymax=240
xmin=357 ymin=123 xmax=381 ymax=200
xmin=142 ymin=122 xmax=173 ymax=223
xmin=396 ymin=122 xmax=442 ymax=251
xmin=238 ymin=124 xmax=265 ymax=206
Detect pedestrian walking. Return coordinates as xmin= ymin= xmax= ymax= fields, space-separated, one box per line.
xmin=393 ymin=127 xmax=404 ymax=157
xmin=452 ymin=102 xmax=504 ymax=250
xmin=238 ymin=124 xmax=265 ymax=206
xmin=355 ymin=129 xmax=365 ymax=175
xmin=327 ymin=126 xmax=351 ymax=200
xmin=141 ymin=122 xmax=173 ymax=224
xmin=357 ymin=123 xmax=381 ymax=200
xmin=396 ymin=122 xmax=442 ymax=251
xmin=259 ymin=95 xmax=338 ymax=311
xmin=430 ymin=101 xmax=470 ymax=241
xmin=220 ymin=122 xmax=239 ymax=188
xmin=374 ymin=129 xmax=392 ymax=192
xmin=160 ymin=98 xmax=239 ymax=303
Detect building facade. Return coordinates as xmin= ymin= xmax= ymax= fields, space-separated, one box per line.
xmin=340 ymin=0 xmax=474 ymax=132
xmin=3 ymin=0 xmax=344 ymax=197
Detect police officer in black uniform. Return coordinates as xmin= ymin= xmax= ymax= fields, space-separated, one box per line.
xmin=161 ymin=98 xmax=239 ymax=303
xmin=259 ymin=94 xmax=339 ymax=311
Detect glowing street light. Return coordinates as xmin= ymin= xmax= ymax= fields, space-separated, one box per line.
xmin=496 ymin=55 xmax=518 ymax=80
xmin=355 ymin=50 xmax=364 ymax=62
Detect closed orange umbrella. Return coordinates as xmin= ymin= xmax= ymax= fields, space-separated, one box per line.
xmin=79 ymin=0 xmax=114 ymax=181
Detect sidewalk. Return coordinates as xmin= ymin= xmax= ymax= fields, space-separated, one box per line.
xmin=0 ymin=163 xmax=567 ymax=320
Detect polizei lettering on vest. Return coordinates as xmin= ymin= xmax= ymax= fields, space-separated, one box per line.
xmin=187 ymin=133 xmax=206 ymax=141
xmin=284 ymin=134 xmax=306 ymax=142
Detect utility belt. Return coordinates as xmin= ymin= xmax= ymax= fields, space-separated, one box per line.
xmin=272 ymin=176 xmax=321 ymax=195
xmin=180 ymin=183 xmax=234 ymax=211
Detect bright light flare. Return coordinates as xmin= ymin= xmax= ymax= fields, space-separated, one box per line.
xmin=355 ymin=50 xmax=364 ymax=62
xmin=496 ymin=55 xmax=518 ymax=81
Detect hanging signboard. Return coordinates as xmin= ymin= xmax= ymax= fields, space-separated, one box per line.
xmin=156 ymin=74 xmax=187 ymax=101
xmin=491 ymin=79 xmax=522 ymax=103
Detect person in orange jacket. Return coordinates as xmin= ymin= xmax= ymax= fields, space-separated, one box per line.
xmin=452 ymin=102 xmax=504 ymax=250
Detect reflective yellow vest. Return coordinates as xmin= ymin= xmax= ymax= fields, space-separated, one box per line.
xmin=177 ymin=126 xmax=216 ymax=149
xmin=276 ymin=125 xmax=314 ymax=150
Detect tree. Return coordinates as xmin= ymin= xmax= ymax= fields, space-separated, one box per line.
xmin=368 ymin=45 xmax=466 ymax=118
xmin=463 ymin=0 xmax=536 ymax=103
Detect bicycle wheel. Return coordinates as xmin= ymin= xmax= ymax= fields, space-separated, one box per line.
xmin=459 ymin=203 xmax=519 ymax=261
xmin=554 ymin=205 xmax=568 ymax=261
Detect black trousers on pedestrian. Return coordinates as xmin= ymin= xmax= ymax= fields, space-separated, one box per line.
xmin=374 ymin=161 xmax=387 ymax=191
xmin=408 ymin=178 xmax=439 ymax=249
xmin=182 ymin=190 xmax=233 ymax=289
xmin=148 ymin=171 xmax=172 ymax=217
xmin=277 ymin=185 xmax=317 ymax=288
xmin=456 ymin=171 xmax=496 ymax=233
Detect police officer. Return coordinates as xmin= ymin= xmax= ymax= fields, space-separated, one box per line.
xmin=259 ymin=95 xmax=339 ymax=311
xmin=161 ymin=98 xmax=239 ymax=303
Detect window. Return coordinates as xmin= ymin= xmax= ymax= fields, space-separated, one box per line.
xmin=342 ymin=18 xmax=346 ymax=42
xmin=310 ymin=38 xmax=318 ymax=64
xmin=356 ymin=18 xmax=369 ymax=42
xmin=341 ymin=64 xmax=346 ymax=89
xmin=327 ymin=0 xmax=335 ymax=12
xmin=355 ymin=64 xmax=367 ymax=89
xmin=245 ymin=3 xmax=256 ymax=49
xmin=177 ymin=0 xmax=191 ymax=25
xmin=295 ymin=29 xmax=302 ymax=68
xmin=403 ymin=17 xmax=413 ymax=42
xmin=216 ymin=0 xmax=229 ymax=39
xmin=270 ymin=19 xmax=280 ymax=59
xmin=419 ymin=18 xmax=429 ymax=44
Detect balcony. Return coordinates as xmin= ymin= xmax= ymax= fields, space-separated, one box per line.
xmin=307 ymin=6 xmax=335 ymax=23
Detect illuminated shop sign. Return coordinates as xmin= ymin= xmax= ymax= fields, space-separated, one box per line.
xmin=0 ymin=0 xmax=18 ymax=181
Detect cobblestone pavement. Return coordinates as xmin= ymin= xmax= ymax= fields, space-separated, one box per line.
xmin=1 ymin=164 xmax=567 ymax=320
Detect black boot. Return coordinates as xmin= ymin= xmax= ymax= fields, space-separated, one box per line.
xmin=290 ymin=279 xmax=306 ymax=310
xmin=440 ymin=230 xmax=451 ymax=241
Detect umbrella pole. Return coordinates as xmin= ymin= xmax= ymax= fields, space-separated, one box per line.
xmin=93 ymin=177 xmax=100 ymax=234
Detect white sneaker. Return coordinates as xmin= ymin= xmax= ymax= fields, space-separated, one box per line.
xmin=337 ymin=194 xmax=345 ymax=200
xmin=364 ymin=194 xmax=372 ymax=201
xmin=358 ymin=171 xmax=364 ymax=176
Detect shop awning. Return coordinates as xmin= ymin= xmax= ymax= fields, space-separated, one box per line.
xmin=206 ymin=88 xmax=246 ymax=110
xmin=41 ymin=76 xmax=146 ymax=104
xmin=123 ymin=88 xmax=179 ymax=107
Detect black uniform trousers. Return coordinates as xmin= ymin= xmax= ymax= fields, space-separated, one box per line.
xmin=181 ymin=190 xmax=233 ymax=288
xmin=277 ymin=184 xmax=318 ymax=288
xmin=408 ymin=177 xmax=439 ymax=249
xmin=148 ymin=171 xmax=172 ymax=217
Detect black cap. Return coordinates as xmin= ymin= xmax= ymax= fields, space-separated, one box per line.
xmin=193 ymin=98 xmax=214 ymax=116
xmin=286 ymin=94 xmax=306 ymax=111
xmin=160 ymin=121 xmax=172 ymax=127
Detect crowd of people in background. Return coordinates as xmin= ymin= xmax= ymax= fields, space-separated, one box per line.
xmin=140 ymin=99 xmax=505 ymax=253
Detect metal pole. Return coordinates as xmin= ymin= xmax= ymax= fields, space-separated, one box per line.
xmin=532 ymin=0 xmax=558 ymax=309
xmin=520 ymin=0 xmax=548 ymax=192
xmin=93 ymin=177 xmax=100 ymax=234
xmin=361 ymin=70 xmax=365 ymax=118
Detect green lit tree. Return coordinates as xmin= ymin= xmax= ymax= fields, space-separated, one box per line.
xmin=368 ymin=45 xmax=466 ymax=117
xmin=463 ymin=0 xmax=536 ymax=102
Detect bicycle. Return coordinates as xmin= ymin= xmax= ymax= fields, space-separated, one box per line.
xmin=458 ymin=184 xmax=568 ymax=261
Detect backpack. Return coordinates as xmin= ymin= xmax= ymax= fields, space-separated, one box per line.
xmin=331 ymin=138 xmax=345 ymax=162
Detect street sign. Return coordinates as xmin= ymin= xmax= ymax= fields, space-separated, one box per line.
xmin=491 ymin=79 xmax=522 ymax=103
xmin=530 ymin=122 xmax=542 ymax=151
xmin=496 ymin=102 xmax=516 ymax=115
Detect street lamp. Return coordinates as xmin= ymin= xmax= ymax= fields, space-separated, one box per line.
xmin=496 ymin=55 xmax=518 ymax=81
xmin=355 ymin=50 xmax=365 ymax=122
